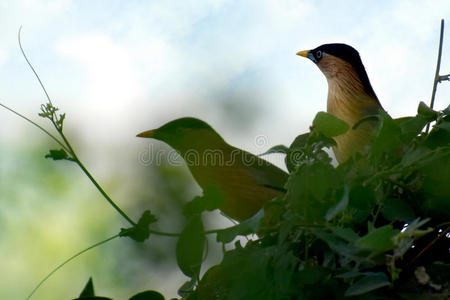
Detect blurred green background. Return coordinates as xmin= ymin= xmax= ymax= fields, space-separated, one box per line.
xmin=1 ymin=1 xmax=450 ymax=299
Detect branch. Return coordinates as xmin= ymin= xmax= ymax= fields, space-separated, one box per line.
xmin=426 ymin=19 xmax=445 ymax=133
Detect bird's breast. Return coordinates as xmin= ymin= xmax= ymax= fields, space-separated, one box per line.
xmin=327 ymin=85 xmax=380 ymax=163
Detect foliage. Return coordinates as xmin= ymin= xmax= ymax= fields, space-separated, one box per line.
xmin=68 ymin=101 xmax=448 ymax=299
xmin=165 ymin=102 xmax=448 ymax=300
xmin=3 ymin=96 xmax=447 ymax=299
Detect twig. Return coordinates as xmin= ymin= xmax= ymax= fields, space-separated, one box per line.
xmin=26 ymin=234 xmax=119 ymax=300
xmin=16 ymin=27 xmax=137 ymax=227
xmin=0 ymin=102 xmax=70 ymax=153
xmin=18 ymin=26 xmax=53 ymax=105
xmin=426 ymin=19 xmax=445 ymax=133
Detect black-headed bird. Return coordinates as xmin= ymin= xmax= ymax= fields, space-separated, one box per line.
xmin=297 ymin=43 xmax=384 ymax=163
xmin=137 ymin=117 xmax=288 ymax=221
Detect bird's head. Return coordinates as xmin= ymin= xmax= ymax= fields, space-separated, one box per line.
xmin=137 ymin=117 xmax=226 ymax=155
xmin=297 ymin=43 xmax=377 ymax=99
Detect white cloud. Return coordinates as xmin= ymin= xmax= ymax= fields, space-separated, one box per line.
xmin=57 ymin=33 xmax=141 ymax=106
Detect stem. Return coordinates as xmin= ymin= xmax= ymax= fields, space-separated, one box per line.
xmin=404 ymin=225 xmax=450 ymax=269
xmin=1 ymin=100 xmax=136 ymax=226
xmin=149 ymin=229 xmax=181 ymax=237
xmin=17 ymin=27 xmax=136 ymax=226
xmin=426 ymin=19 xmax=445 ymax=133
xmin=26 ymin=234 xmax=119 ymax=300
xmin=18 ymin=27 xmax=53 ymax=105
xmin=58 ymin=130 xmax=136 ymax=226
xmin=0 ymin=103 xmax=70 ymax=152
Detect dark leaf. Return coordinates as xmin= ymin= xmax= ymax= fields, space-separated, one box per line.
xmin=177 ymin=278 xmax=197 ymax=298
xmin=313 ymin=230 xmax=359 ymax=258
xmin=183 ymin=187 xmax=225 ymax=216
xmin=435 ymin=120 xmax=450 ymax=132
xmin=329 ymin=226 xmax=360 ymax=243
xmin=176 ymin=216 xmax=205 ymax=278
xmin=73 ymin=296 xmax=113 ymax=300
xmin=120 ymin=210 xmax=157 ymax=242
xmin=382 ymin=198 xmax=415 ymax=222
xmin=325 ymin=185 xmax=349 ymax=221
xmin=417 ymin=101 xmax=438 ymax=120
xmin=348 ymin=185 xmax=376 ymax=224
xmin=442 ymin=104 xmax=450 ymax=115
xmin=259 ymin=144 xmax=289 ymax=156
xmin=289 ymin=132 xmax=310 ymax=149
xmin=129 ymin=290 xmax=165 ymax=300
xmin=295 ymin=266 xmax=329 ymax=285
xmin=345 ymin=272 xmax=390 ymax=296
xmin=79 ymin=277 xmax=95 ymax=297
xmin=399 ymin=115 xmax=429 ymax=142
xmin=216 ymin=209 xmax=264 ymax=243
xmin=45 ymin=149 xmax=72 ymax=161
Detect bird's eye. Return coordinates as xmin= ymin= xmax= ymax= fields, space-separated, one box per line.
xmin=316 ymin=50 xmax=322 ymax=59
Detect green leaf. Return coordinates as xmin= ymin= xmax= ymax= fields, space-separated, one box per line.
xmin=347 ymin=185 xmax=376 ymax=224
xmin=216 ymin=209 xmax=264 ymax=243
xmin=289 ymin=132 xmax=310 ymax=149
xmin=393 ymin=116 xmax=413 ymax=126
xmin=325 ymin=186 xmax=349 ymax=221
xmin=399 ymin=115 xmax=429 ymax=142
xmin=417 ymin=101 xmax=438 ymax=120
xmin=73 ymin=297 xmax=112 ymax=300
xmin=183 ymin=186 xmax=225 ymax=216
xmin=329 ymin=226 xmax=360 ymax=243
xmin=79 ymin=277 xmax=95 ymax=297
xmin=313 ymin=230 xmax=359 ymax=258
xmin=399 ymin=146 xmax=429 ymax=167
xmin=177 ymin=278 xmax=197 ymax=298
xmin=45 ymin=149 xmax=72 ymax=161
xmin=355 ymin=225 xmax=398 ymax=253
xmin=435 ymin=120 xmax=450 ymax=132
xmin=119 ymin=210 xmax=157 ymax=242
xmin=345 ymin=272 xmax=390 ymax=296
xmin=295 ymin=266 xmax=329 ymax=285
xmin=259 ymin=144 xmax=289 ymax=156
xmin=312 ymin=111 xmax=349 ymax=138
xmin=176 ymin=216 xmax=205 ymax=278
xmin=73 ymin=277 xmax=113 ymax=299
xmin=286 ymin=159 xmax=338 ymax=223
xmin=442 ymin=104 xmax=450 ymax=115
xmin=129 ymin=290 xmax=165 ymax=300
xmin=352 ymin=115 xmax=379 ymax=130
xmin=370 ymin=110 xmax=402 ymax=163
xmin=382 ymin=198 xmax=415 ymax=222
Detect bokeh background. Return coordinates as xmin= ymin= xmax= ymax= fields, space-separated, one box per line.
xmin=1 ymin=1 xmax=450 ymax=299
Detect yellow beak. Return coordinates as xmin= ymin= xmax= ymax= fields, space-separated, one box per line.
xmin=136 ymin=130 xmax=155 ymax=138
xmin=296 ymin=50 xmax=309 ymax=57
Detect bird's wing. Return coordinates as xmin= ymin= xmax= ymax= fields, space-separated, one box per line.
xmin=237 ymin=149 xmax=289 ymax=192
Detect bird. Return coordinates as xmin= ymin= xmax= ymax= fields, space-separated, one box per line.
xmin=137 ymin=117 xmax=288 ymax=222
xmin=297 ymin=43 xmax=384 ymax=163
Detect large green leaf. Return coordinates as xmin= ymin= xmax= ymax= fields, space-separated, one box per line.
xmin=312 ymin=111 xmax=349 ymax=137
xmin=355 ymin=225 xmax=398 ymax=253
xmin=176 ymin=216 xmax=205 ymax=278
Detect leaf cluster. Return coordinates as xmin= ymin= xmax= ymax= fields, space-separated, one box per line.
xmin=28 ymin=100 xmax=450 ymax=300
xmin=169 ymin=102 xmax=450 ymax=300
